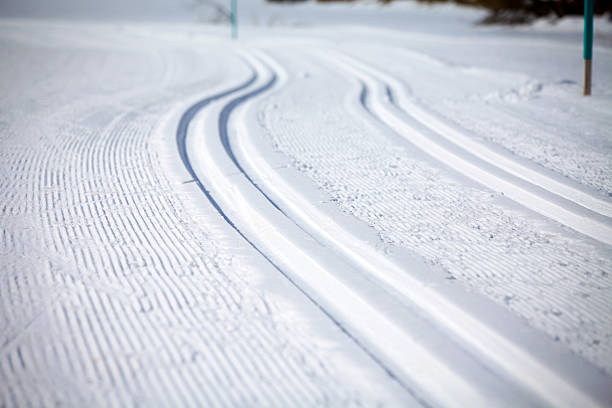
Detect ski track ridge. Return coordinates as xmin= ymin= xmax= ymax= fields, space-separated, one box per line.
xmin=229 ymin=48 xmax=611 ymax=408
xmin=1 ymin=33 xmax=381 ymax=406
xmin=316 ymin=49 xmax=612 ymax=246
xmin=175 ymin=52 xmax=427 ymax=406
xmin=179 ymin=46 xmax=612 ymax=408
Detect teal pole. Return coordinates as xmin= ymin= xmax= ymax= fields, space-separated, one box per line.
xmin=231 ymin=0 xmax=237 ymax=40
xmin=583 ymin=0 xmax=594 ymax=95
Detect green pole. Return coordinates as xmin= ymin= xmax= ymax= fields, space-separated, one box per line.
xmin=583 ymin=0 xmax=594 ymax=95
xmin=231 ymin=0 xmax=237 ymax=40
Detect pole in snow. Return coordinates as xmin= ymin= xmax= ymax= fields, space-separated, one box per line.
xmin=583 ymin=0 xmax=594 ymax=96
xmin=231 ymin=0 xmax=238 ymax=39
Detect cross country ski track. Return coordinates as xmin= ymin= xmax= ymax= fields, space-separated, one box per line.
xmin=315 ymin=49 xmax=612 ymax=245
xmin=1 ymin=27 xmax=407 ymax=407
xmin=177 ymin=46 xmax=612 ymax=408
xmin=2 ymin=20 xmax=611 ymax=408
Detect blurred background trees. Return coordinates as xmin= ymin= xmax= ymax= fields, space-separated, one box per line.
xmin=411 ymin=0 xmax=611 ymax=24
xmin=187 ymin=0 xmax=231 ymax=23
xmin=266 ymin=0 xmax=612 ymax=24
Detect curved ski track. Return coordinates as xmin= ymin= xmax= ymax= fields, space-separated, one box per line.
xmin=1 ymin=34 xmax=385 ymax=407
xmin=177 ymin=48 xmax=612 ymax=408
xmin=176 ymin=54 xmax=433 ymax=406
xmin=315 ymin=49 xmax=612 ymax=247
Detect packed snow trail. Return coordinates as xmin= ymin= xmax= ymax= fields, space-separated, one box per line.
xmin=247 ymin=41 xmax=612 ymax=380
xmin=1 ymin=14 xmax=612 ymax=408
xmin=220 ymin=50 xmax=610 ymax=407
xmin=182 ymin=50 xmax=528 ymax=408
xmin=0 ymin=22 xmax=410 ymax=407
xmin=245 ymin=40 xmax=610 ymax=398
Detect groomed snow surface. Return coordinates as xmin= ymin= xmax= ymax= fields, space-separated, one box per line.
xmin=1 ymin=3 xmax=612 ymax=407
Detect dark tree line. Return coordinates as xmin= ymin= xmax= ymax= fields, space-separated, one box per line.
xmin=412 ymin=0 xmax=611 ymax=24
xmin=266 ymin=0 xmax=612 ymax=24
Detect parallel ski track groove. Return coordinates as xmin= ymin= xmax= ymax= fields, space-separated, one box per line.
xmin=238 ymin=49 xmax=610 ymax=407
xmin=346 ymin=41 xmax=612 ymax=198
xmin=319 ymin=51 xmax=612 ymax=337
xmin=175 ymin=56 xmax=425 ymax=406
xmin=323 ymin=50 xmax=612 ymax=245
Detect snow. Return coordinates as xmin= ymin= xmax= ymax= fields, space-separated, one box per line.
xmin=1 ymin=2 xmax=612 ymax=407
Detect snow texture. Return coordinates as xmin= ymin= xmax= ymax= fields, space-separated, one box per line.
xmin=0 ymin=22 xmax=406 ymax=407
xmin=1 ymin=2 xmax=611 ymax=407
